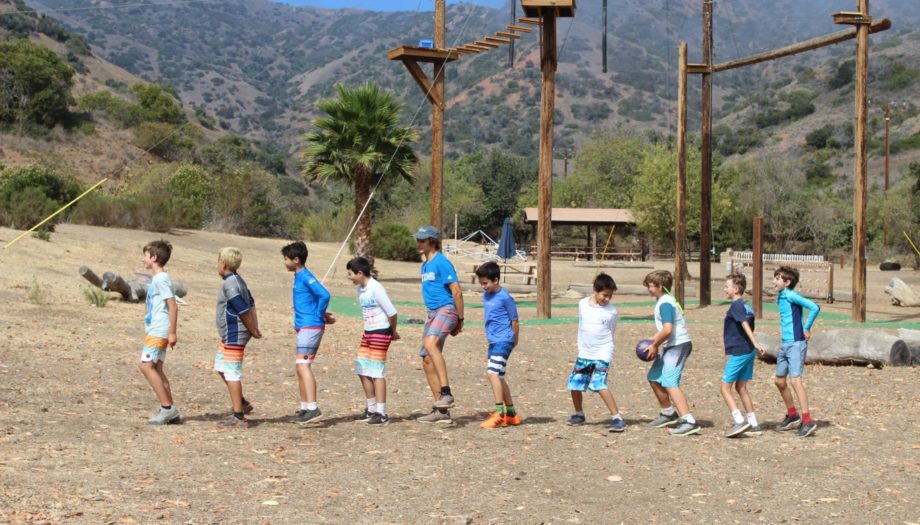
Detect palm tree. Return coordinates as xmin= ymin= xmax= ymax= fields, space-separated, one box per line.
xmin=302 ymin=83 xmax=418 ymax=269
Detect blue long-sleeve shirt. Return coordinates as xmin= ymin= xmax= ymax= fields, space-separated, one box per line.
xmin=292 ymin=267 xmax=330 ymax=329
xmin=777 ymin=288 xmax=820 ymax=343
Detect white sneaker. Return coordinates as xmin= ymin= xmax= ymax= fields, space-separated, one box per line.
xmin=147 ymin=406 xmax=180 ymax=425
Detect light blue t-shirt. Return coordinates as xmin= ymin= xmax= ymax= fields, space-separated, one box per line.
xmin=777 ymin=288 xmax=819 ymax=343
xmin=654 ymin=294 xmax=691 ymax=348
xmin=145 ymin=272 xmax=175 ymax=338
xmin=483 ymin=287 xmax=518 ymax=343
xmin=420 ymin=252 xmax=458 ymax=310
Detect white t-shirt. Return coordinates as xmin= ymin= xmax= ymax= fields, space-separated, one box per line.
xmin=654 ymin=294 xmax=691 ymax=348
xmin=577 ymin=296 xmax=618 ymax=362
xmin=144 ymin=272 xmax=175 ymax=337
xmin=357 ymin=278 xmax=397 ymax=331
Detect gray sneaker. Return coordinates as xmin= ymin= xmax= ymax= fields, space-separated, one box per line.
xmin=295 ymin=408 xmax=323 ymax=424
xmin=796 ymin=421 xmax=817 ymax=438
xmin=567 ymin=413 xmax=586 ymax=426
xmin=417 ymin=409 xmax=452 ymax=424
xmin=433 ymin=394 xmax=455 ymax=409
xmin=648 ymin=412 xmax=680 ymax=428
xmin=609 ymin=418 xmax=626 ymax=433
xmin=777 ymin=414 xmax=801 ymax=431
xmin=355 ymin=409 xmax=374 ymax=422
xmin=147 ymin=407 xmax=180 ymax=425
xmin=217 ymin=414 xmax=249 ymax=429
xmin=725 ymin=421 xmax=751 ymax=438
xmin=748 ymin=425 xmax=763 ymax=435
xmin=669 ymin=419 xmax=701 ymax=436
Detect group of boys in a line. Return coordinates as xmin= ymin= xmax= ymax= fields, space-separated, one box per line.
xmin=137 ymin=224 xmax=820 ymax=438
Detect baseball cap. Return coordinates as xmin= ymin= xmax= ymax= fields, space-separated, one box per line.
xmin=413 ymin=225 xmax=440 ymax=240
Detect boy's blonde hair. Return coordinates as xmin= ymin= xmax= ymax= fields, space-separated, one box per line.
xmin=219 ymin=246 xmax=243 ymax=272
xmin=643 ymin=270 xmax=673 ymax=291
xmin=726 ymin=273 xmax=747 ymax=294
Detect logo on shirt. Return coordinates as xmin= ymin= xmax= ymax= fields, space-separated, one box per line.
xmin=422 ymin=272 xmax=436 ymax=282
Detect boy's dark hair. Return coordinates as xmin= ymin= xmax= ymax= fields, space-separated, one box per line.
xmin=143 ymin=240 xmax=172 ymax=266
xmin=593 ymin=272 xmax=617 ymax=292
xmin=774 ymin=265 xmax=800 ymax=289
xmin=643 ymin=270 xmax=673 ymax=291
xmin=281 ymin=241 xmax=308 ymax=265
xmin=726 ymin=273 xmax=747 ymax=294
xmin=475 ymin=261 xmax=501 ymax=281
xmin=346 ymin=256 xmax=372 ymax=277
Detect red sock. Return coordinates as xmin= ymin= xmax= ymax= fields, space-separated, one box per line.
xmin=802 ymin=412 xmax=813 ymax=424
xmin=787 ymin=407 xmax=798 ymax=417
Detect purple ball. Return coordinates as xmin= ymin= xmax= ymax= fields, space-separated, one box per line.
xmin=635 ymin=338 xmax=655 ymax=361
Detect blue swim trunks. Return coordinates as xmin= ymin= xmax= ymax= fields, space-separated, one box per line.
xmin=721 ymin=351 xmax=756 ymax=383
xmin=647 ymin=341 xmax=692 ymax=388
xmin=566 ymin=357 xmax=610 ymax=392
xmin=776 ymin=340 xmax=808 ymax=378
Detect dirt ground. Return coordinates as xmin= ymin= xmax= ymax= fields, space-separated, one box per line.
xmin=1 ymin=224 xmax=919 ymax=524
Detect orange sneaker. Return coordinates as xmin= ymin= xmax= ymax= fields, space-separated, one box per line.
xmin=481 ymin=411 xmax=506 ymax=429
xmin=504 ymin=414 xmax=521 ymax=426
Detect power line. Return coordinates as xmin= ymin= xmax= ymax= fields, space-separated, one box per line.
xmin=0 ymin=0 xmax=221 ymax=17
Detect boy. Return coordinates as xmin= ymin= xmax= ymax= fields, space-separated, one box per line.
xmin=772 ymin=266 xmax=821 ymax=437
xmin=643 ymin=270 xmax=698 ymax=436
xmin=282 ymin=241 xmax=334 ymax=424
xmin=475 ymin=262 xmax=522 ymax=429
xmin=139 ymin=240 xmax=180 ymax=425
xmin=346 ymin=257 xmax=399 ymax=426
xmin=566 ymin=273 xmax=625 ymax=433
xmin=214 ymin=247 xmax=261 ymax=428
xmin=720 ymin=273 xmax=766 ymax=438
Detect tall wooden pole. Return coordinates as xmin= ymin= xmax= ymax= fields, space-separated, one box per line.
xmin=699 ymin=0 xmax=713 ymax=307
xmin=753 ymin=217 xmax=764 ymax=319
xmin=509 ymin=1 xmax=516 ymax=66
xmin=536 ymin=11 xmax=557 ymax=319
xmin=674 ymin=42 xmax=688 ymax=307
xmin=602 ymin=0 xmax=608 ymax=73
xmin=884 ymin=103 xmax=890 ymax=191
xmin=431 ymin=0 xmax=446 ymax=231
xmin=852 ymin=0 xmax=870 ymax=322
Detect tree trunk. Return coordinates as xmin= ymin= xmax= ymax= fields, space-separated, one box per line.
xmin=353 ymin=167 xmax=374 ymax=271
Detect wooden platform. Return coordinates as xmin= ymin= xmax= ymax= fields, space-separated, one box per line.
xmin=387 ymin=46 xmax=460 ymax=63
xmin=521 ymin=0 xmax=576 ymax=18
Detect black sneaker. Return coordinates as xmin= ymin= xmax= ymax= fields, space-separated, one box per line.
xmin=242 ymin=400 xmax=254 ymax=415
xmin=290 ymin=409 xmax=306 ymax=421
xmin=567 ymin=414 xmax=586 ymax=426
xmin=296 ymin=408 xmax=322 ymax=424
xmin=367 ymin=413 xmax=390 ymax=426
xmin=796 ymin=421 xmax=817 ymax=438
xmin=355 ymin=409 xmax=374 ymax=422
xmin=777 ymin=415 xmax=801 ymax=431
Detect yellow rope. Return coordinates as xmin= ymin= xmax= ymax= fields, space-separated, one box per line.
xmin=4 ymin=178 xmax=108 ymax=249
xmin=904 ymin=231 xmax=920 ymax=258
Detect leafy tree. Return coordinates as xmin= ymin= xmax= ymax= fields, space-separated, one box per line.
xmin=167 ymin=164 xmax=214 ymax=228
xmin=0 ymin=39 xmax=74 ymax=129
xmin=130 ymin=83 xmax=186 ymax=124
xmin=0 ymin=164 xmax=81 ymax=231
xmin=302 ymin=83 xmax=418 ymax=268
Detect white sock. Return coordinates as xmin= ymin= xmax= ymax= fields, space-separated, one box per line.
xmin=376 ymin=402 xmax=387 ymax=416
xmin=366 ymin=397 xmax=377 ymax=410
xmin=300 ymin=402 xmax=310 ymax=410
xmin=747 ymin=412 xmax=759 ymax=427
xmin=682 ymin=413 xmax=697 ymax=425
xmin=731 ymin=409 xmax=744 ymax=424
xmin=611 ymin=413 xmax=623 ymax=422
xmin=306 ymin=402 xmax=318 ymax=410
xmin=661 ymin=406 xmax=676 ymax=416
xmin=575 ymin=410 xmax=585 ymax=416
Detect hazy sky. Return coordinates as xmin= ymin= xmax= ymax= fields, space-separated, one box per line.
xmin=275 ymin=0 xmax=505 ymax=12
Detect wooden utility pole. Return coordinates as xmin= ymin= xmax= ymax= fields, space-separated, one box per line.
xmin=431 ymin=0 xmax=446 ymax=231
xmin=884 ymin=102 xmax=890 ymax=191
xmin=699 ymin=0 xmax=713 ymax=308
xmin=523 ymin=0 xmax=575 ymax=319
xmin=753 ymin=217 xmax=764 ymax=319
xmin=675 ymin=42 xmax=688 ymax=307
xmin=602 ymin=0 xmax=608 ymax=73
xmin=848 ymin=0 xmax=871 ymax=322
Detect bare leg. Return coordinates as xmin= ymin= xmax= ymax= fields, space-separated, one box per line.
xmin=720 ymin=381 xmax=739 ymax=413
xmin=421 ymin=356 xmax=440 ymax=400
xmin=373 ymin=378 xmax=386 ymax=404
xmin=788 ymin=377 xmax=809 ymax=414
xmin=774 ymin=376 xmax=796 ymax=410
xmin=571 ymin=390 xmax=584 ymax=412
xmin=226 ymin=380 xmax=244 ymax=413
xmin=155 ymin=361 xmax=172 ymax=402
xmin=422 ymin=336 xmax=450 ymax=389
xmin=735 ymin=380 xmax=755 ymax=414
xmin=487 ymin=373 xmax=505 ymax=404
xmin=500 ymin=378 xmax=513 ymax=407
xmin=665 ymin=387 xmax=690 ymax=416
xmin=649 ymin=380 xmax=670 ymax=409
xmin=140 ymin=362 xmax=172 ymax=406
xmin=597 ymin=389 xmax=620 ymax=415
xmin=296 ymin=362 xmax=316 ymax=403
xmin=359 ymin=375 xmax=376 ymax=399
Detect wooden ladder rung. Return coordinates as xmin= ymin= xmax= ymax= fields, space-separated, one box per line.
xmin=518 ymin=18 xmax=542 ymax=25
xmin=506 ymin=24 xmax=533 ymax=33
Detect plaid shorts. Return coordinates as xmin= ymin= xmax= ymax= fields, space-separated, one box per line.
xmin=419 ymin=305 xmax=459 ymax=357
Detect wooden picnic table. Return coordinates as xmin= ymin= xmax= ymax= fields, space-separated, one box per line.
xmin=468 ymin=262 xmax=538 ymax=285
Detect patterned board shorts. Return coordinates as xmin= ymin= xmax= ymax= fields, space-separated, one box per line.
xmin=140 ymin=334 xmax=169 ymax=363
xmin=355 ymin=330 xmax=393 ymax=379
xmin=296 ymin=328 xmax=324 ymax=364
xmin=419 ymin=305 xmax=459 ymax=358
xmin=566 ymin=357 xmax=611 ymax=392
xmin=214 ymin=341 xmax=246 ymax=381
xmin=647 ymin=341 xmax=693 ymax=388
xmin=486 ymin=341 xmax=515 ymax=377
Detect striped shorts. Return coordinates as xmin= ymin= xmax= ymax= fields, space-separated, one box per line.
xmin=214 ymin=341 xmax=246 ymax=381
xmin=354 ymin=329 xmax=393 ymax=379
xmin=140 ymin=334 xmax=168 ymax=363
xmin=419 ymin=305 xmax=459 ymax=357
xmin=486 ymin=341 xmax=514 ymax=377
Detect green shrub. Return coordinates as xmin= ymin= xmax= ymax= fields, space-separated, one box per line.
xmin=28 ymin=276 xmax=49 ymax=305
xmin=81 ymin=286 xmax=109 ymax=307
xmin=31 ymin=229 xmax=51 ymax=241
xmin=0 ymin=165 xmax=81 ymax=231
xmin=371 ymin=223 xmax=421 ymax=262
xmin=133 ymin=122 xmax=199 ymax=161
xmin=0 ymin=39 xmax=75 ymax=127
xmin=167 ymin=164 xmax=214 ymax=228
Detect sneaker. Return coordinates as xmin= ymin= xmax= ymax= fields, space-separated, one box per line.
xmin=290 ymin=409 xmax=306 ymax=421
xmin=609 ymin=418 xmax=626 ymax=433
xmin=481 ymin=411 xmax=506 ymax=429
xmin=796 ymin=421 xmax=817 ymax=438
xmin=777 ymin=414 xmax=802 ymax=431
xmin=725 ymin=421 xmax=751 ymax=438
xmin=648 ymin=412 xmax=680 ymax=428
xmin=242 ymin=400 xmax=254 ymax=415
xmin=367 ymin=413 xmax=390 ymax=426
xmin=748 ymin=425 xmax=763 ymax=435
xmin=417 ymin=409 xmax=452 ymax=424
xmin=147 ymin=407 xmax=180 ymax=425
xmin=567 ymin=414 xmax=586 ymax=426
xmin=669 ymin=418 xmax=701 ymax=436
xmin=432 ymin=394 xmax=455 ymax=409
xmin=295 ymin=408 xmax=323 ymax=424
xmin=217 ymin=414 xmax=248 ymax=428
xmin=355 ymin=409 xmax=374 ymax=422
xmin=504 ymin=414 xmax=522 ymax=426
